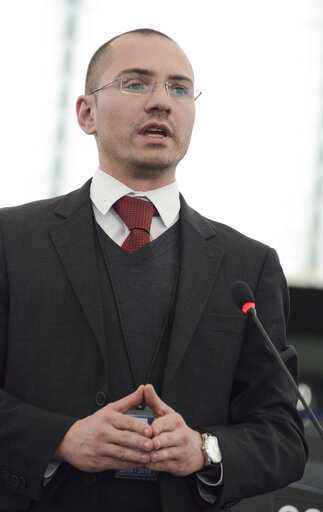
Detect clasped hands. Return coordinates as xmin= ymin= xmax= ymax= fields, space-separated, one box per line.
xmin=54 ymin=384 xmax=204 ymax=477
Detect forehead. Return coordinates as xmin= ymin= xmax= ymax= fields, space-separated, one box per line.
xmin=102 ymin=34 xmax=194 ymax=82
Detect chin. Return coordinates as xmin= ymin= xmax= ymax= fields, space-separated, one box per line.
xmin=129 ymin=159 xmax=175 ymax=179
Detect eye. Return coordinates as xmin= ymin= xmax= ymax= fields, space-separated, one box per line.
xmin=123 ymin=77 xmax=147 ymax=91
xmin=128 ymin=82 xmax=145 ymax=91
xmin=169 ymin=84 xmax=190 ymax=97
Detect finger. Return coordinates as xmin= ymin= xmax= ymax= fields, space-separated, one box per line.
xmin=112 ymin=459 xmax=149 ymax=471
xmin=145 ymin=456 xmax=196 ymax=477
xmin=145 ymin=459 xmax=180 ymax=474
xmin=78 ymin=454 xmax=147 ymax=473
xmin=110 ymin=459 xmax=146 ymax=471
xmin=151 ymin=411 xmax=182 ymax=437
xmin=144 ymin=384 xmax=173 ymax=417
xmin=104 ymin=423 xmax=154 ymax=452
xmin=149 ymin=445 xmax=180 ymax=463
xmin=101 ymin=443 xmax=152 ymax=465
xmin=103 ymin=409 xmax=152 ymax=438
xmin=152 ymin=428 xmax=183 ymax=450
xmin=89 ymin=454 xmax=150 ymax=472
xmin=109 ymin=386 xmax=145 ymax=414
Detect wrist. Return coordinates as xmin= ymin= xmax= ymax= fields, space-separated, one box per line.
xmin=53 ymin=439 xmax=65 ymax=461
xmin=53 ymin=421 xmax=77 ymax=461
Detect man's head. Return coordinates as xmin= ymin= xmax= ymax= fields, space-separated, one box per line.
xmin=76 ymin=29 xmax=197 ymax=190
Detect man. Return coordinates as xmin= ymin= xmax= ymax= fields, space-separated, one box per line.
xmin=0 ymin=29 xmax=307 ymax=511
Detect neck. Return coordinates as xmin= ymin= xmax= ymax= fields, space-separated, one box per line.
xmin=99 ymin=166 xmax=176 ymax=191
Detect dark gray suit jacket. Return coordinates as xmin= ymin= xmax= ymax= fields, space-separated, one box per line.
xmin=0 ymin=180 xmax=307 ymax=511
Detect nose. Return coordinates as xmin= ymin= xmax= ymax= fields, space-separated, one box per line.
xmin=144 ymin=81 xmax=172 ymax=113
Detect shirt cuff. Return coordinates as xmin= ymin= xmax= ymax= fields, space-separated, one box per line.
xmin=43 ymin=461 xmax=61 ymax=486
xmin=196 ymin=462 xmax=223 ymax=486
xmin=195 ymin=464 xmax=223 ymax=504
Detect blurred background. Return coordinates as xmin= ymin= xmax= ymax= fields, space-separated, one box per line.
xmin=1 ymin=0 xmax=322 ymax=287
xmin=1 ymin=2 xmax=322 ymax=505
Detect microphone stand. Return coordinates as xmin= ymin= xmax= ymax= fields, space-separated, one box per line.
xmin=248 ymin=307 xmax=323 ymax=439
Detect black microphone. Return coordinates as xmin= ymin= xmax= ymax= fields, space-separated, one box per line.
xmin=230 ymin=280 xmax=323 ymax=439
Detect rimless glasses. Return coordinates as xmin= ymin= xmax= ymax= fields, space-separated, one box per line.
xmin=89 ymin=74 xmax=202 ymax=102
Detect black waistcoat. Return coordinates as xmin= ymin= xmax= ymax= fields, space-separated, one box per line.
xmin=94 ymin=222 xmax=180 ymax=512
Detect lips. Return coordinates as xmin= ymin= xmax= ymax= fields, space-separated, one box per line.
xmin=139 ymin=122 xmax=172 ymax=138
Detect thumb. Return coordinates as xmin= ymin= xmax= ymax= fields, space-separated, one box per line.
xmin=109 ymin=385 xmax=145 ymax=413
xmin=144 ymin=384 xmax=172 ymax=417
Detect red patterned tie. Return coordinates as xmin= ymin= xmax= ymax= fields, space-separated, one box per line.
xmin=113 ymin=196 xmax=158 ymax=253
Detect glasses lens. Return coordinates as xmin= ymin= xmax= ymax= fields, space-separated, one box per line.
xmin=166 ymin=83 xmax=201 ymax=102
xmin=121 ymin=75 xmax=152 ymax=95
xmin=168 ymin=84 xmax=194 ymax=101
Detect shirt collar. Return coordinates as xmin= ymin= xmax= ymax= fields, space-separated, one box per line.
xmin=90 ymin=168 xmax=181 ymax=228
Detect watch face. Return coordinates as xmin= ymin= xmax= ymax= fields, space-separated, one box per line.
xmin=206 ymin=435 xmax=222 ymax=464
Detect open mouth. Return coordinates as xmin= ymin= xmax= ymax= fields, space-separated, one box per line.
xmin=143 ymin=127 xmax=167 ymax=138
xmin=140 ymin=123 xmax=171 ymax=139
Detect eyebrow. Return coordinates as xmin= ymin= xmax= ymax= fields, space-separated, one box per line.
xmin=117 ymin=68 xmax=194 ymax=87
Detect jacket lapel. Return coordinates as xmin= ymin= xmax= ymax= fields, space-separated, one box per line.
xmin=163 ymin=197 xmax=225 ymax=390
xmin=47 ymin=181 xmax=107 ymax=369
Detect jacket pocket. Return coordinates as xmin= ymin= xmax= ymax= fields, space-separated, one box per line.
xmin=196 ymin=313 xmax=245 ymax=333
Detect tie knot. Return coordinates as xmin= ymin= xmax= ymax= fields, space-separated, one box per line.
xmin=114 ymin=196 xmax=157 ymax=233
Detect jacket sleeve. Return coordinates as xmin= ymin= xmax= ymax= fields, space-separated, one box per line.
xmin=0 ymin=221 xmax=76 ymax=502
xmin=205 ymin=248 xmax=308 ymax=510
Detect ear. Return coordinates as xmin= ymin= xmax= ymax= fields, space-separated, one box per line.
xmin=76 ymin=95 xmax=97 ymax=135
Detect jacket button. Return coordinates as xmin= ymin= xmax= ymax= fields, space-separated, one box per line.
xmin=10 ymin=474 xmax=19 ymax=487
xmin=83 ymin=473 xmax=97 ymax=487
xmin=19 ymin=476 xmax=26 ymax=488
xmin=95 ymin=391 xmax=107 ymax=407
xmin=1 ymin=470 xmax=9 ymax=482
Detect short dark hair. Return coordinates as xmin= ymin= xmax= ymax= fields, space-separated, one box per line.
xmin=85 ymin=28 xmax=175 ymax=94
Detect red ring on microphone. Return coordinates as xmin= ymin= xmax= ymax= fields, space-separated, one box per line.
xmin=242 ymin=302 xmax=256 ymax=314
